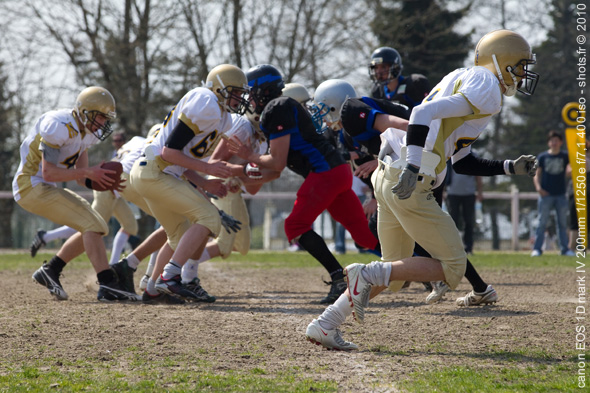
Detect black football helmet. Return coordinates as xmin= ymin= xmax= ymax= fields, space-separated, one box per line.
xmin=246 ymin=64 xmax=285 ymax=114
xmin=369 ymin=47 xmax=403 ymax=85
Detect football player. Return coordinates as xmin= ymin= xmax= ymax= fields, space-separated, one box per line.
xmin=180 ymin=113 xmax=279 ymax=286
xmin=369 ymin=46 xmax=431 ymax=109
xmin=130 ymin=64 xmax=250 ymax=302
xmin=227 ymin=64 xmax=380 ymax=304
xmin=14 ymin=86 xmax=140 ymax=302
xmin=314 ymin=80 xmax=501 ymax=306
xmin=306 ymin=29 xmax=539 ymax=350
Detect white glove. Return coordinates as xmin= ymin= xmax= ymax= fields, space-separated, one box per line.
xmin=244 ymin=162 xmax=262 ymax=180
xmin=391 ymin=165 xmax=419 ymax=200
xmin=508 ymin=155 xmax=537 ymax=177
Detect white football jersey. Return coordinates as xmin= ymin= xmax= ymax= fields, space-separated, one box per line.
xmin=12 ymin=109 xmax=99 ymax=201
xmin=146 ymin=87 xmax=233 ymax=178
xmin=224 ymin=114 xmax=268 ymax=165
xmin=382 ymin=66 xmax=502 ymax=187
xmin=117 ymin=136 xmax=147 ymax=174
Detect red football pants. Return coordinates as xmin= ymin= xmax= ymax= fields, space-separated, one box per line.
xmin=284 ymin=163 xmax=378 ymax=249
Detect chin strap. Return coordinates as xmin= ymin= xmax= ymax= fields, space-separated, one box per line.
xmin=492 ymin=54 xmax=517 ymax=96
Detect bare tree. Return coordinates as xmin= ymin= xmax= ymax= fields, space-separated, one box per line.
xmin=25 ymin=0 xmax=181 ymax=140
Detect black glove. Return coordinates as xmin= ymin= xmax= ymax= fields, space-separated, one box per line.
xmin=219 ymin=210 xmax=242 ymax=233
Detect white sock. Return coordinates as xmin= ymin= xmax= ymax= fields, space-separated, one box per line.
xmin=317 ymin=294 xmax=353 ymax=331
xmin=195 ymin=248 xmax=211 ymax=264
xmin=44 ymin=226 xmax=77 ymax=242
xmin=362 ymin=261 xmax=392 ymax=287
xmin=125 ymin=253 xmax=141 ymax=269
xmin=181 ymin=259 xmax=199 ymax=284
xmin=146 ymin=278 xmax=158 ymax=295
xmin=144 ymin=252 xmax=157 ymax=276
xmin=162 ymin=261 xmax=182 ymax=280
xmin=109 ymin=230 xmax=129 ymax=265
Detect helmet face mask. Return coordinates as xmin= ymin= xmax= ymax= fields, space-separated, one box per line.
xmin=369 ymin=47 xmax=403 ymax=86
xmin=75 ymin=86 xmax=116 ymax=141
xmin=507 ymin=56 xmax=539 ymax=96
xmin=206 ymin=64 xmax=250 ymax=115
xmin=308 ymin=102 xmax=330 ymax=134
xmin=311 ymin=79 xmax=357 ymax=133
xmin=246 ymin=64 xmax=285 ymax=115
xmin=475 ymin=29 xmax=539 ymax=97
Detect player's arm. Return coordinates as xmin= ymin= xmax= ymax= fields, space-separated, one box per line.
xmin=228 ymin=133 xmax=289 ymax=172
xmin=373 ymin=113 xmax=408 ymax=132
xmin=162 ymin=120 xmax=231 ymax=178
xmin=453 ymin=152 xmax=537 ymax=177
xmin=40 ymin=145 xmax=115 ymax=189
xmin=406 ymin=94 xmax=473 ymax=169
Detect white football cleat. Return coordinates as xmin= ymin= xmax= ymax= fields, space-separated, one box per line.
xmin=344 ymin=263 xmax=371 ymax=324
xmin=305 ymin=319 xmax=358 ymax=351
xmin=139 ymin=274 xmax=150 ymax=291
xmin=456 ymin=285 xmax=498 ymax=306
xmin=426 ymin=281 xmax=449 ymax=304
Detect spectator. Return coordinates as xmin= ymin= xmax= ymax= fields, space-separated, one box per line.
xmin=445 ymin=162 xmax=483 ymax=255
xmin=111 ymin=132 xmax=126 ymax=157
xmin=531 ymin=130 xmax=574 ymax=256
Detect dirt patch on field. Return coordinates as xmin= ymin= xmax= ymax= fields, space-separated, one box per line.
xmin=0 ymin=259 xmax=576 ymax=391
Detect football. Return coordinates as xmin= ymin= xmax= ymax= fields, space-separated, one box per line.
xmin=91 ymin=161 xmax=123 ymax=191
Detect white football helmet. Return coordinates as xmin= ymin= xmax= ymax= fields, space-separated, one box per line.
xmin=474 ymin=29 xmax=539 ymax=96
xmin=312 ymin=79 xmax=357 ymax=126
xmin=282 ymin=83 xmax=311 ymax=104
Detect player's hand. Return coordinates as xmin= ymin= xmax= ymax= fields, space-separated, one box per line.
xmin=244 ymin=163 xmax=262 ymax=180
xmin=391 ymin=164 xmax=419 ymax=200
xmin=112 ymin=177 xmax=126 ymax=193
xmin=226 ymin=177 xmax=243 ymax=193
xmin=86 ymin=162 xmax=117 ymax=190
xmin=509 ymin=155 xmax=537 ymax=177
xmin=362 ymin=197 xmax=377 ymax=218
xmin=203 ymin=178 xmax=228 ymax=198
xmin=227 ymin=135 xmax=254 ymax=161
xmin=206 ymin=161 xmax=232 ymax=178
xmin=219 ymin=210 xmax=242 ymax=233
xmin=354 ymin=159 xmax=378 ymax=179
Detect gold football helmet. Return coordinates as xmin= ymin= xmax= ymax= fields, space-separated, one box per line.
xmin=282 ymin=83 xmax=311 ymax=104
xmin=75 ymin=86 xmax=117 ymax=140
xmin=474 ymin=29 xmax=539 ymax=96
xmin=205 ymin=64 xmax=250 ymax=115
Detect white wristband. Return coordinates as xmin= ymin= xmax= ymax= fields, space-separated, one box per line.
xmin=503 ymin=160 xmax=511 ymax=175
xmin=406 ymin=145 xmax=423 ymax=168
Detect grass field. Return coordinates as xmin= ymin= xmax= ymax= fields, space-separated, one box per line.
xmin=0 ymin=250 xmax=586 ymax=392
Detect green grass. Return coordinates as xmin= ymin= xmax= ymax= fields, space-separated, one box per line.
xmin=2 ymin=249 xmax=575 ymax=272
xmin=398 ymin=364 xmax=576 ymax=393
xmin=0 ymin=366 xmax=337 ymax=392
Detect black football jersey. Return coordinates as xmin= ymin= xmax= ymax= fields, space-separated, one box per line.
xmin=341 ymin=97 xmax=410 ymax=156
xmin=260 ymin=96 xmax=345 ymax=177
xmin=370 ymin=74 xmax=431 ymax=110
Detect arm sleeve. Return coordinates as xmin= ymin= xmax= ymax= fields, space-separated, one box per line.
xmin=165 ymin=120 xmax=195 ymax=150
xmin=452 ymin=153 xmax=505 ymax=176
xmin=409 ymin=93 xmax=474 ymax=126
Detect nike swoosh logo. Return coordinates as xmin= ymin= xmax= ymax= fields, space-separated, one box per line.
xmin=320 ymin=328 xmax=328 ymax=336
xmin=353 ymin=276 xmax=360 ymax=296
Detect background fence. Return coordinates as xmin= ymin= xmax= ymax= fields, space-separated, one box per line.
xmin=4 ymin=187 xmax=543 ymax=252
